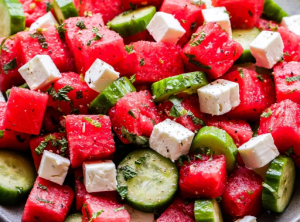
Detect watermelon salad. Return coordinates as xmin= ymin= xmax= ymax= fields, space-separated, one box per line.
xmin=0 ymin=0 xmax=300 ymax=221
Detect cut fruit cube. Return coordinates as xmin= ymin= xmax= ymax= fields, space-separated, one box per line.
xmin=249 ymin=31 xmax=284 ymax=69
xmin=29 ymin=12 xmax=58 ymax=31
xmin=147 ymin=12 xmax=186 ymax=44
xmin=197 ymin=79 xmax=240 ymax=116
xmin=281 ymin=15 xmax=300 ymax=36
xmin=83 ymin=160 xmax=117 ymax=193
xmin=149 ymin=119 xmax=195 ymax=161
xmin=18 ymin=55 xmax=62 ymax=91
xmin=238 ymin=133 xmax=279 ymax=169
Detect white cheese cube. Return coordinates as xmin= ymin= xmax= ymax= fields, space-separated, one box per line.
xmin=149 ymin=119 xmax=195 ymax=161
xmin=18 ymin=55 xmax=61 ymax=90
xmin=147 ymin=12 xmax=186 ymax=44
xmin=238 ymin=133 xmax=279 ymax=169
xmin=125 ymin=205 xmax=154 ymax=222
xmin=85 ymin=59 xmax=120 ymax=93
xmin=0 ymin=92 xmax=5 ymax=102
xmin=249 ymin=31 xmax=284 ymax=69
xmin=38 ymin=150 xmax=70 ymax=185
xmin=29 ymin=12 xmax=58 ymax=31
xmin=83 ymin=160 xmax=117 ymax=193
xmin=202 ymin=7 xmax=232 ymax=37
xmin=235 ymin=216 xmax=257 ymax=222
xmin=197 ymin=79 xmax=240 ymax=116
xmin=281 ymin=15 xmax=300 ymax=36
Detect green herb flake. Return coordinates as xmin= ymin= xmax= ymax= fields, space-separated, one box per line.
xmin=83 ymin=203 xmax=90 ymax=219
xmin=189 ymin=31 xmax=205 ymax=47
xmin=191 ymin=0 xmax=204 ymax=6
xmin=121 ymin=126 xmax=149 ymax=147
xmin=287 ymin=88 xmax=297 ymax=94
xmin=114 ymin=206 xmax=125 ymax=212
xmin=36 ymin=196 xmax=54 ymax=204
xmin=168 ymin=95 xmax=188 ymax=118
xmin=187 ymin=110 xmax=206 ymax=126
xmin=58 ymin=137 xmax=68 ymax=153
xmin=0 ymin=130 xmax=4 ymax=139
xmin=45 ymin=2 xmax=52 ymax=12
xmin=286 ymin=75 xmax=300 ymax=83
xmin=194 ymin=154 xmax=203 ymax=160
xmin=262 ymin=182 xmax=280 ymax=199
xmin=128 ymin=110 xmax=136 ymax=119
xmin=247 ymin=189 xmax=253 ymax=195
xmin=122 ymin=165 xmax=138 ymax=181
xmin=89 ymin=210 xmax=104 ymax=222
xmin=237 ymin=68 xmax=244 ymax=78
xmin=76 ymin=20 xmax=87 ymax=30
xmin=50 ymin=85 xmax=74 ymax=102
xmin=116 ymin=185 xmax=128 ymax=200
xmin=140 ymin=58 xmax=145 ymax=66
xmin=29 ymin=28 xmax=48 ymax=49
xmin=3 ymin=58 xmax=17 ymax=72
xmin=179 ymin=155 xmax=190 ymax=166
xmin=181 ymin=19 xmax=187 ymax=23
xmin=84 ymin=117 xmax=101 ymax=128
xmin=135 ymin=156 xmax=146 ymax=165
xmin=76 ymin=90 xmax=83 ymax=99
xmin=38 ymin=183 xmax=48 ymax=191
xmin=56 ymin=23 xmax=67 ymax=39
xmin=216 ymin=197 xmax=222 ymax=202
xmin=125 ymin=45 xmax=134 ymax=54
xmin=257 ymin=75 xmax=264 ymax=82
xmin=224 ymin=10 xmax=230 ymax=15
xmin=35 ymin=134 xmax=56 ymax=155
xmin=286 ymin=147 xmax=294 ymax=156
xmin=261 ymin=109 xmax=272 ymax=118
xmin=184 ymin=53 xmax=211 ymax=70
xmin=87 ymin=27 xmax=103 ymax=46
xmin=248 ymin=10 xmax=253 ymax=17
xmin=129 ymin=74 xmax=136 ymax=83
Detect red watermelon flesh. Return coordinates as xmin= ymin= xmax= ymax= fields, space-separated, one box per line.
xmin=4 ymin=88 xmax=48 ymax=135
xmin=221 ymin=67 xmax=276 ymax=121
xmin=113 ymin=50 xmax=139 ymax=77
xmin=64 ymin=14 xmax=105 ymax=57
xmin=206 ymin=115 xmax=253 ymax=147
xmin=221 ymin=166 xmax=263 ymax=218
xmin=273 ymin=62 xmax=300 ymax=103
xmin=14 ymin=27 xmax=67 ymax=72
xmin=258 ymin=99 xmax=300 ymax=156
xmin=62 ymin=39 xmax=76 ymax=72
xmin=157 ymin=94 xmax=207 ymax=133
xmin=123 ymin=30 xmax=154 ymax=45
xmin=255 ymin=18 xmax=279 ymax=31
xmin=30 ymin=132 xmax=68 ymax=171
xmin=72 ymin=26 xmax=126 ymax=74
xmin=121 ymin=0 xmax=162 ymax=11
xmin=132 ymin=41 xmax=184 ymax=84
xmin=212 ymin=0 xmax=264 ymax=29
xmin=0 ymin=102 xmax=30 ymax=151
xmin=66 ymin=115 xmax=115 ymax=168
xmin=47 ymin=72 xmax=98 ymax=115
xmin=179 ymin=155 xmax=227 ymax=199
xmin=21 ymin=177 xmax=74 ymax=222
xmin=182 ymin=22 xmax=243 ymax=80
xmin=277 ymin=27 xmax=300 ymax=62
xmin=82 ymin=194 xmax=130 ymax=222
xmin=41 ymin=107 xmax=62 ymax=133
xmin=160 ymin=0 xmax=205 ymax=47
xmin=0 ymin=37 xmax=25 ymax=92
xmin=109 ymin=90 xmax=161 ymax=144
xmin=19 ymin=0 xmax=51 ymax=27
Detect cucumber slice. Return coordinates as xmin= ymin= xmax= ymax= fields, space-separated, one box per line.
xmin=263 ymin=0 xmax=289 ymax=23
xmin=107 ymin=6 xmax=156 ymax=37
xmin=151 ymin=71 xmax=208 ymax=103
xmin=89 ymin=77 xmax=136 ymax=114
xmin=0 ymin=150 xmax=36 ymax=205
xmin=262 ymin=155 xmax=296 ymax=213
xmin=6 ymin=83 xmax=29 ymax=99
xmin=194 ymin=199 xmax=223 ymax=222
xmin=233 ymin=28 xmax=260 ymax=64
xmin=116 ymin=149 xmax=178 ymax=213
xmin=64 ymin=213 xmax=83 ymax=222
xmin=0 ymin=0 xmax=25 ymax=37
xmin=53 ymin=0 xmax=79 ymax=24
xmin=190 ymin=126 xmax=238 ymax=172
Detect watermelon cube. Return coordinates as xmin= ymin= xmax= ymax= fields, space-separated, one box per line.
xmin=30 ymin=132 xmax=68 ymax=171
xmin=132 ymin=41 xmax=184 ymax=84
xmin=182 ymin=22 xmax=243 ymax=80
xmin=82 ymin=194 xmax=130 ymax=222
xmin=273 ymin=62 xmax=300 ymax=103
xmin=212 ymin=0 xmax=264 ymax=29
xmin=179 ymin=155 xmax=227 ymax=199
xmin=157 ymin=94 xmax=207 ymax=133
xmin=14 ymin=27 xmax=68 ymax=72
xmin=66 ymin=115 xmax=115 ymax=168
xmin=22 ymin=177 xmax=74 ymax=222
xmin=221 ymin=67 xmax=276 ymax=120
xmin=157 ymin=196 xmax=195 ymax=222
xmin=113 ymin=50 xmax=139 ymax=77
xmin=160 ymin=0 xmax=205 ymax=46
xmin=277 ymin=27 xmax=300 ymax=63
xmin=47 ymin=72 xmax=99 ymax=115
xmin=72 ymin=26 xmax=127 ymax=74
xmin=221 ymin=166 xmax=263 ymax=218
xmin=41 ymin=107 xmax=62 ymax=133
xmin=121 ymin=0 xmax=162 ymax=11
xmin=206 ymin=116 xmax=253 ymax=147
xmin=258 ymin=99 xmax=300 ymax=156
xmin=3 ymin=88 xmax=48 ymax=135
xmin=61 ymin=39 xmax=76 ymax=72
xmin=109 ymin=90 xmax=161 ymax=144
xmin=0 ymin=102 xmax=30 ymax=151
xmin=0 ymin=37 xmax=25 ymax=92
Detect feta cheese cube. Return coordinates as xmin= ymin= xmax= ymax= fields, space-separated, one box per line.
xmin=197 ymin=79 xmax=240 ymax=116
xmin=147 ymin=12 xmax=186 ymax=44
xmin=238 ymin=133 xmax=279 ymax=169
xmin=83 ymin=160 xmax=117 ymax=193
xmin=85 ymin=59 xmax=120 ymax=93
xmin=202 ymin=7 xmax=232 ymax=37
xmin=18 ymin=55 xmax=61 ymax=90
xmin=0 ymin=92 xmax=5 ymax=102
xmin=149 ymin=119 xmax=195 ymax=161
xmin=38 ymin=150 xmax=70 ymax=185
xmin=249 ymin=31 xmax=284 ymax=69
xmin=125 ymin=205 xmax=154 ymax=222
xmin=235 ymin=216 xmax=257 ymax=222
xmin=281 ymin=15 xmax=300 ymax=36
xmin=29 ymin=12 xmax=58 ymax=31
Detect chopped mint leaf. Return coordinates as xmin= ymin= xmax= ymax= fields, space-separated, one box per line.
xmin=57 ymin=137 xmax=68 ymax=153
xmin=247 ymin=189 xmax=253 ymax=195
xmin=128 ymin=110 xmax=136 ymax=119
xmin=36 ymin=196 xmax=54 ymax=204
xmin=257 ymin=75 xmax=264 ymax=82
xmin=114 ymin=206 xmax=125 ymax=212
xmin=286 ymin=147 xmax=294 ymax=156
xmin=121 ymin=126 xmax=149 ymax=147
xmin=135 ymin=156 xmax=146 ymax=165
xmin=76 ymin=20 xmax=87 ymax=30
xmin=125 ymin=45 xmax=134 ymax=54
xmin=122 ymin=165 xmax=138 ymax=181
xmin=0 ymin=130 xmax=4 ymax=139
xmin=3 ymin=58 xmax=17 ymax=72
xmin=89 ymin=210 xmax=104 ymax=222
xmin=285 ymin=75 xmax=300 ymax=83
xmin=129 ymin=74 xmax=136 ymax=83
xmin=194 ymin=154 xmax=203 ymax=160
xmin=237 ymin=68 xmax=244 ymax=78
xmin=248 ymin=10 xmax=253 ymax=17
xmin=179 ymin=155 xmax=190 ymax=166
xmin=84 ymin=117 xmax=101 ymax=128
xmin=168 ymin=95 xmax=188 ymax=118
xmin=261 ymin=109 xmax=272 ymax=118
xmin=38 ymin=183 xmax=48 ymax=191
xmin=189 ymin=31 xmax=205 ymax=47
xmin=140 ymin=58 xmax=145 ymax=66
xmin=29 ymin=28 xmax=48 ymax=49
xmin=83 ymin=203 xmax=90 ymax=219
xmin=45 ymin=2 xmax=52 ymax=12
xmin=56 ymin=23 xmax=67 ymax=39
xmin=35 ymin=134 xmax=56 ymax=155
xmin=87 ymin=27 xmax=103 ymax=46
xmin=184 ymin=53 xmax=211 ymax=70
xmin=117 ymin=185 xmax=128 ymax=200
xmin=187 ymin=110 xmax=206 ymax=126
